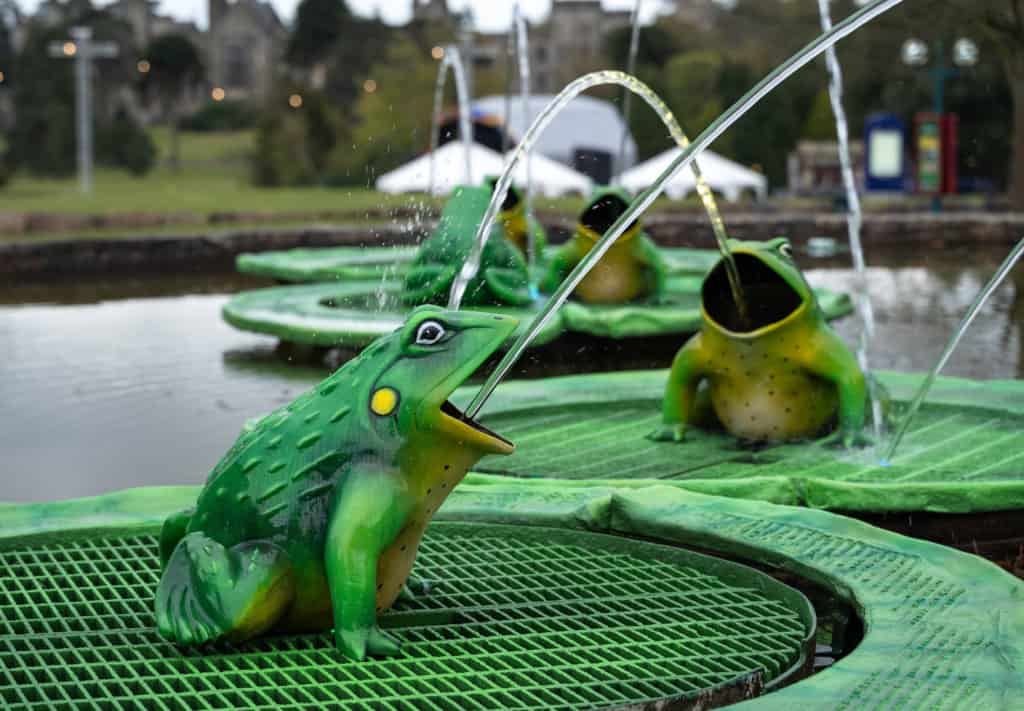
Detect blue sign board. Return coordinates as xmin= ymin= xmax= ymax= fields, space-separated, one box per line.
xmin=864 ymin=113 xmax=907 ymax=192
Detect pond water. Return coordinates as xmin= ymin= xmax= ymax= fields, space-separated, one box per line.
xmin=3 ymin=244 xmax=1022 ymax=502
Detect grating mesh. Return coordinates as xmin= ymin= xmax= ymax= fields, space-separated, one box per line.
xmin=0 ymin=523 xmax=808 ymax=710
xmin=478 ymin=400 xmax=1024 ymax=485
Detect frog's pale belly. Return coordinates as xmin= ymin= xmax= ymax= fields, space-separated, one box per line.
xmin=708 ymin=365 xmax=837 ymax=441
xmin=575 ymin=246 xmax=647 ymax=303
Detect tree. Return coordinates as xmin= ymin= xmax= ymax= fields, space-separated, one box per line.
xmin=328 ymin=33 xmax=504 ymax=185
xmin=976 ymin=0 xmax=1024 ymax=207
xmin=286 ymin=0 xmax=351 ymax=68
xmin=141 ymin=34 xmax=203 ymax=172
xmin=252 ymin=88 xmax=345 ymax=186
xmin=802 ymin=89 xmax=837 ymax=141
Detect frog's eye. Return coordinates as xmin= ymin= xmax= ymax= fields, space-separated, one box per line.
xmin=778 ymin=242 xmax=793 ymax=258
xmin=415 ymin=320 xmax=446 ymax=346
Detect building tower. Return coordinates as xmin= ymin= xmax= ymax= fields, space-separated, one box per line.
xmin=412 ymin=0 xmax=449 ymax=23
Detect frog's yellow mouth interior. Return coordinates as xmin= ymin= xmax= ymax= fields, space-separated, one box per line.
xmin=439 ymin=399 xmax=514 ymax=451
xmin=703 ymin=253 xmax=804 ymax=333
xmin=580 ymin=194 xmax=638 ymax=236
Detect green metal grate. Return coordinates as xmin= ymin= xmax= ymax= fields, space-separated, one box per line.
xmin=0 ymin=523 xmax=811 ymax=710
xmin=480 ymin=400 xmax=1024 ymax=483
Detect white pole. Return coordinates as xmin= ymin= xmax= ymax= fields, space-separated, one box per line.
xmin=71 ymin=27 xmax=92 ymax=194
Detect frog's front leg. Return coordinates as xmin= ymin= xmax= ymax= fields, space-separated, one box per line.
xmin=636 ymin=237 xmax=668 ymax=302
xmin=540 ymin=247 xmax=577 ymax=294
xmin=648 ymin=334 xmax=711 ymax=442
xmin=800 ymin=328 xmax=868 ymax=448
xmin=326 ymin=460 xmax=414 ymax=661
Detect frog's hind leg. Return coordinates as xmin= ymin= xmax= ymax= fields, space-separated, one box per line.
xmin=159 ymin=508 xmax=194 ymax=569
xmin=156 ymin=532 xmax=295 ymax=646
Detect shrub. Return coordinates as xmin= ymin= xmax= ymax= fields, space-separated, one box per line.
xmin=99 ymin=109 xmax=157 ymax=176
xmin=181 ymin=100 xmax=255 ymax=132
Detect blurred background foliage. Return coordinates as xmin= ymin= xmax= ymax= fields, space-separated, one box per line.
xmin=0 ymin=0 xmax=1017 ymax=196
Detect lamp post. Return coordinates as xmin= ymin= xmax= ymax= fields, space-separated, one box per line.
xmin=48 ymin=27 xmax=118 ymax=194
xmin=901 ymin=37 xmax=978 ymax=208
xmin=901 ymin=37 xmax=978 ymax=116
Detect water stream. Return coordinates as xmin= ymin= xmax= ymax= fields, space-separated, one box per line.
xmin=616 ymin=0 xmax=643 ymax=178
xmin=816 ymin=0 xmax=883 ymax=442
xmin=463 ymin=0 xmax=908 ymax=419
xmin=447 ymin=70 xmax=744 ymax=313
xmin=883 ymin=239 xmax=1024 ymax=462
xmin=428 ymin=44 xmax=474 ymax=194
xmin=512 ymin=4 xmax=539 ymax=294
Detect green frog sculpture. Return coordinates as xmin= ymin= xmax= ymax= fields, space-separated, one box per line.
xmin=649 ymin=237 xmax=869 ymax=446
xmin=485 ymin=177 xmax=548 ymax=259
xmin=542 ymin=187 xmax=668 ymax=304
xmin=403 ymin=185 xmax=532 ymax=307
xmin=155 ymin=306 xmax=517 ymax=660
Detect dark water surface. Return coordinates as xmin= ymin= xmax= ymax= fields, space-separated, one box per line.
xmin=3 ymin=245 xmax=1022 ymax=502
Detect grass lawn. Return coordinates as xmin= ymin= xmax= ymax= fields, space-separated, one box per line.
xmin=0 ymin=128 xmax=423 ymax=216
xmin=0 ymin=129 xmax=592 ymax=229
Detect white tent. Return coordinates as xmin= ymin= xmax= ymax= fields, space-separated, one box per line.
xmin=617 ymin=148 xmax=768 ymax=202
xmin=505 ymin=150 xmax=593 ymax=197
xmin=474 ymin=94 xmax=637 ymax=173
xmin=375 ymin=141 xmax=591 ymax=198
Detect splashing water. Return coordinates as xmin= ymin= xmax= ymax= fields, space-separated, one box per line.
xmin=816 ymin=0 xmax=883 ymax=442
xmin=512 ymin=4 xmax=539 ymax=294
xmin=463 ymin=0 xmax=907 ymax=420
xmin=616 ymin=0 xmax=643 ymax=178
xmin=447 ymin=70 xmax=743 ymax=314
xmin=428 ymin=44 xmax=473 ymax=195
xmin=883 ymin=239 xmax=1024 ymax=463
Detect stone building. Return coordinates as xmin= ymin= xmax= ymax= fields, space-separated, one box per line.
xmin=530 ymin=0 xmax=631 ymax=93
xmin=100 ymin=0 xmax=284 ymax=101
xmin=205 ymin=0 xmax=286 ymax=99
xmin=412 ymin=0 xmax=451 ymax=24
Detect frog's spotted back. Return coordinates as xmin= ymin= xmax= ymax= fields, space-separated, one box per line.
xmin=402 ymin=185 xmax=532 ymax=307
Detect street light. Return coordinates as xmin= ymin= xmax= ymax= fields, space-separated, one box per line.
xmin=901 ymin=38 xmax=928 ymax=67
xmin=953 ymin=38 xmax=979 ymax=68
xmin=901 ymin=37 xmax=979 ymax=114
xmin=901 ymin=37 xmax=979 ymax=208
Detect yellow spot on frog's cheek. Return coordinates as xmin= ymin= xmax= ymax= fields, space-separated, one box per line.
xmin=371 ymin=388 xmax=399 ymax=416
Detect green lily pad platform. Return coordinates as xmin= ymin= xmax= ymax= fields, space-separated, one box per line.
xmin=466 ymin=369 xmax=1024 ymax=514
xmin=0 ymin=499 xmax=814 ymax=710
xmin=222 ymin=275 xmax=853 ymax=349
xmin=237 ymin=246 xmax=721 ymax=283
xmin=2 ymin=483 xmax=1021 ymax=709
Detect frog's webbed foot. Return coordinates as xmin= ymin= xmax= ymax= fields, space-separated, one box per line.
xmin=155 ymin=533 xmax=295 ymax=647
xmin=647 ymin=423 xmax=687 ymax=443
xmin=397 ymin=574 xmax=434 ymax=602
xmin=816 ymin=428 xmax=874 ymax=450
xmin=402 ymin=264 xmax=457 ymax=306
xmin=483 ymin=267 xmax=533 ymax=306
xmin=336 ymin=623 xmax=402 ymax=661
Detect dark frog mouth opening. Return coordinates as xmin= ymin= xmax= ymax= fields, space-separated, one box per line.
xmin=702 ymin=253 xmax=804 ymax=333
xmin=441 ymin=399 xmax=514 ymax=448
xmin=581 ymin=194 xmax=639 ymax=235
xmin=488 ymin=178 xmax=522 ymax=212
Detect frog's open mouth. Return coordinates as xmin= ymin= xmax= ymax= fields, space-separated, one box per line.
xmin=440 ymin=399 xmax=514 ymax=451
xmin=703 ymin=253 xmax=804 ymax=333
xmin=581 ymin=193 xmax=639 ymax=235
